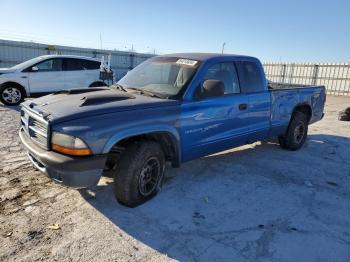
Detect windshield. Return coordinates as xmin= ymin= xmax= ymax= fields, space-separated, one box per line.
xmin=10 ymin=56 xmax=46 ymax=70
xmin=118 ymin=56 xmax=200 ymax=97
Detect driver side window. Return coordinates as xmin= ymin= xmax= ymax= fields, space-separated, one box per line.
xmin=35 ymin=59 xmax=63 ymax=72
xmin=195 ymin=62 xmax=240 ymax=99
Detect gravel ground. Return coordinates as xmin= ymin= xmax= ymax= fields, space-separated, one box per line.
xmin=1 ymin=96 xmax=350 ymax=262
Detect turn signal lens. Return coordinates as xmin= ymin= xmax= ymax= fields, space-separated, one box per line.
xmin=52 ymin=144 xmax=92 ymax=156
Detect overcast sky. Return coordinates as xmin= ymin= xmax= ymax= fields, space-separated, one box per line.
xmin=0 ymin=0 xmax=349 ymax=62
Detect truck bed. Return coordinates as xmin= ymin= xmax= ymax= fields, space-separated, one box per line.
xmin=268 ymin=81 xmax=315 ymax=90
xmin=268 ymin=82 xmax=326 ymax=137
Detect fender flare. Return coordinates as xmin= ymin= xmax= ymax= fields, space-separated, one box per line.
xmin=102 ymin=125 xmax=181 ymax=164
xmin=291 ymin=103 xmax=312 ymax=122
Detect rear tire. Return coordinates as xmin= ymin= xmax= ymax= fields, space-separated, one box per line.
xmin=113 ymin=141 xmax=165 ymax=207
xmin=0 ymin=84 xmax=25 ymax=106
xmin=279 ymin=112 xmax=308 ymax=151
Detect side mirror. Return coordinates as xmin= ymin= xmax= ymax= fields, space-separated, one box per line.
xmin=201 ymin=79 xmax=225 ymax=98
xmin=31 ymin=66 xmax=39 ymax=72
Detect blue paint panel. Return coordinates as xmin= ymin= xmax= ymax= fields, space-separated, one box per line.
xmin=180 ymin=94 xmax=249 ymax=161
xmin=246 ymin=91 xmax=271 ymax=141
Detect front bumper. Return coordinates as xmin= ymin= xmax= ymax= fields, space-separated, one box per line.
xmin=19 ymin=128 xmax=107 ymax=187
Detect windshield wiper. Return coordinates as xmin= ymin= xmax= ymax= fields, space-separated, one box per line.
xmin=126 ymin=87 xmax=164 ymax=98
xmin=111 ymin=83 xmax=128 ymax=92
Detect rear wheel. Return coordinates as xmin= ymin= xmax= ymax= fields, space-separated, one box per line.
xmin=0 ymin=85 xmax=24 ymax=106
xmin=113 ymin=141 xmax=165 ymax=207
xmin=279 ymin=112 xmax=308 ymax=150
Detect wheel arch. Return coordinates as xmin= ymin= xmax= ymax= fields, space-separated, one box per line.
xmin=103 ymin=128 xmax=181 ymax=168
xmin=291 ymin=103 xmax=312 ymax=122
xmin=1 ymin=81 xmax=28 ymax=97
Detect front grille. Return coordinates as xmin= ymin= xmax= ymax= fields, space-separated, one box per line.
xmin=21 ymin=108 xmax=49 ymax=149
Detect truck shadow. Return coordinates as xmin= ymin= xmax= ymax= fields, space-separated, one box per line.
xmin=0 ymin=104 xmax=21 ymax=112
xmin=79 ymin=134 xmax=350 ymax=261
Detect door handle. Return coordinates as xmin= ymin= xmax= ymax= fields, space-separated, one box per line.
xmin=239 ymin=103 xmax=248 ymax=111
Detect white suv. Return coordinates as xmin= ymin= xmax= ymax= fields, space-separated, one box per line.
xmin=0 ymin=55 xmax=104 ymax=105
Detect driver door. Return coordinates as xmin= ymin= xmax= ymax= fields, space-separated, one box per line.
xmin=27 ymin=58 xmax=64 ymax=93
xmin=181 ymin=62 xmax=250 ymax=161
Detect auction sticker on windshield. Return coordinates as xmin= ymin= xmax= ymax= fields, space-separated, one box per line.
xmin=176 ymin=59 xmax=198 ymax=66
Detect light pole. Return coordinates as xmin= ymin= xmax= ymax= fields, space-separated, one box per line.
xmin=221 ymin=42 xmax=226 ymax=54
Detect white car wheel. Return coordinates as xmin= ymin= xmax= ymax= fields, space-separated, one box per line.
xmin=1 ymin=86 xmax=23 ymax=106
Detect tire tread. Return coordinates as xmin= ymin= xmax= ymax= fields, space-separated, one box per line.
xmin=113 ymin=140 xmax=165 ymax=207
xmin=279 ymin=112 xmax=308 ymax=151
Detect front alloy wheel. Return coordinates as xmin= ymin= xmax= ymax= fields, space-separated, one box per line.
xmin=1 ymin=86 xmax=23 ymax=106
xmin=138 ymin=157 xmax=161 ymax=196
xmin=113 ymin=141 xmax=165 ymax=207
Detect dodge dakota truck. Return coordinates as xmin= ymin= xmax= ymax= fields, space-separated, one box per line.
xmin=19 ymin=53 xmax=326 ymax=207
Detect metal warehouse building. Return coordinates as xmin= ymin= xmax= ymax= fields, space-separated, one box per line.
xmin=1 ymin=39 xmax=349 ymax=95
xmin=0 ymin=39 xmax=154 ymax=80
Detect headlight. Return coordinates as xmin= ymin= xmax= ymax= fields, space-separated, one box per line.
xmin=51 ymin=131 xmax=92 ymax=156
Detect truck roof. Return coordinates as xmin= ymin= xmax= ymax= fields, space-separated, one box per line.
xmin=161 ymin=52 xmax=258 ymax=62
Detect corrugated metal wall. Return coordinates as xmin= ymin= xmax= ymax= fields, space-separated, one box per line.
xmin=263 ymin=63 xmax=350 ymax=96
xmin=0 ymin=39 xmax=154 ymax=80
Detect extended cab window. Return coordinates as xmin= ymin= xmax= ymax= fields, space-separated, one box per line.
xmin=195 ymin=62 xmax=240 ymax=99
xmin=236 ymin=61 xmax=264 ymax=93
xmin=33 ymin=58 xmax=62 ymax=72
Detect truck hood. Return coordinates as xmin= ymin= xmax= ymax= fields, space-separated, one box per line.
xmin=22 ymin=88 xmax=181 ymax=123
xmin=0 ymin=68 xmax=17 ymax=74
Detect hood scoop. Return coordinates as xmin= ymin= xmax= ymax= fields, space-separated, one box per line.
xmin=80 ymin=92 xmax=135 ymax=106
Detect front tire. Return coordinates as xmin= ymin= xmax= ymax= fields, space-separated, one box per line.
xmin=0 ymin=85 xmax=24 ymax=106
xmin=279 ymin=112 xmax=309 ymax=150
xmin=113 ymin=141 xmax=165 ymax=207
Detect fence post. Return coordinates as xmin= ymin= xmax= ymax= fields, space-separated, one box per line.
xmin=281 ymin=64 xmax=286 ymax=83
xmin=289 ymin=63 xmax=295 ymax=84
xmin=312 ymin=64 xmax=319 ymax=85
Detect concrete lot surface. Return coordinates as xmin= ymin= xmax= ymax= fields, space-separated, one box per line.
xmin=1 ymin=96 xmax=350 ymax=261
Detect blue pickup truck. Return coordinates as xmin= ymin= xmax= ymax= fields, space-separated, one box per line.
xmin=19 ymin=53 xmax=326 ymax=206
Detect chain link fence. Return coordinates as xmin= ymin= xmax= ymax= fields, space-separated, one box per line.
xmin=263 ymin=63 xmax=350 ymax=96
